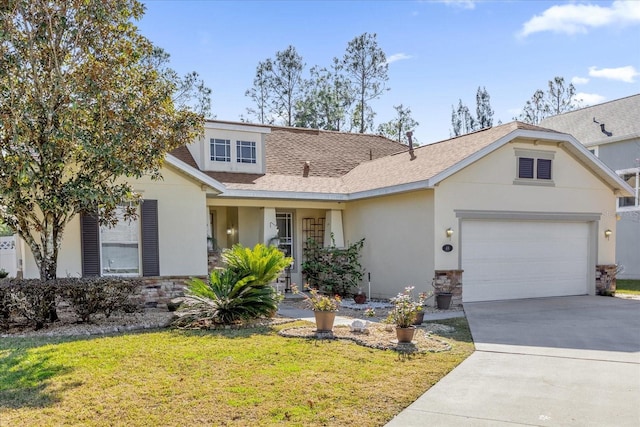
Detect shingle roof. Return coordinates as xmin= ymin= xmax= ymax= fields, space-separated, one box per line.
xmin=264 ymin=126 xmax=405 ymax=177
xmin=343 ymin=121 xmax=560 ymax=193
xmin=168 ymin=121 xmax=564 ymax=196
xmin=540 ymin=94 xmax=640 ymax=146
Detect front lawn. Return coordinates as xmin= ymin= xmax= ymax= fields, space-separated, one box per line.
xmin=616 ymin=279 xmax=640 ymax=295
xmin=0 ymin=318 xmax=473 ymax=426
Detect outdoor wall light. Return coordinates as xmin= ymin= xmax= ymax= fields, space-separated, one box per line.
xmin=446 ymin=228 xmax=454 ymax=238
xmin=227 ymin=226 xmax=234 ymax=235
xmin=604 ymin=229 xmax=612 ymax=239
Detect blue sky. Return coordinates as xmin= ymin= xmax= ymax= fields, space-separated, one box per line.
xmin=137 ymin=0 xmax=640 ymax=144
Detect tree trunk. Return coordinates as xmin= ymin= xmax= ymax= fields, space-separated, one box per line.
xmin=39 ymin=249 xmax=60 ymax=322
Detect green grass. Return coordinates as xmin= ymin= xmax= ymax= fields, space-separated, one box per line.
xmin=0 ymin=318 xmax=473 ymax=426
xmin=616 ymin=279 xmax=640 ymax=295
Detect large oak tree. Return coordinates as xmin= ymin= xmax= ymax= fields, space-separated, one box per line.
xmin=0 ymin=0 xmax=207 ymax=281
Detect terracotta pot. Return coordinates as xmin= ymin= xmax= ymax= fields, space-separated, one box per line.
xmin=395 ymin=326 xmax=416 ymax=343
xmin=413 ymin=310 xmax=424 ymax=325
xmin=314 ymin=311 xmax=336 ymax=332
xmin=353 ymin=293 xmax=367 ymax=304
xmin=436 ymin=293 xmax=453 ymax=310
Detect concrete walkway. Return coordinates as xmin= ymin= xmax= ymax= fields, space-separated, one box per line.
xmin=277 ymin=306 xmax=465 ymax=326
xmin=385 ymin=296 xmax=640 ymax=426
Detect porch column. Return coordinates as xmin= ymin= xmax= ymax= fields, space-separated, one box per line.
xmin=261 ymin=207 xmax=278 ymax=245
xmin=324 ymin=210 xmax=344 ymax=247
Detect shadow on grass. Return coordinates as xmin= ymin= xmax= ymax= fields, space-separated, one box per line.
xmin=0 ymin=346 xmax=75 ymax=409
xmin=426 ymin=317 xmax=474 ymax=344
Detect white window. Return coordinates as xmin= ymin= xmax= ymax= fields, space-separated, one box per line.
xmin=100 ymin=206 xmax=140 ymax=276
xmin=210 ymin=138 xmax=231 ymax=162
xmin=618 ymin=168 xmax=639 ymax=211
xmin=236 ymin=140 xmax=256 ymax=164
xmin=276 ymin=212 xmax=294 ymax=260
xmin=514 ymin=148 xmax=555 ymax=186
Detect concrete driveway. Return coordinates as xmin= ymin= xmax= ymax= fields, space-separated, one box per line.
xmin=386 ymin=296 xmax=640 ymax=426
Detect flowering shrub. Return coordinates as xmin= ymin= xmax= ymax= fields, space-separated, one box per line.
xmin=292 ymin=283 xmax=341 ymax=312
xmin=389 ymin=286 xmax=428 ymax=328
xmin=364 ymin=307 xmax=376 ymax=317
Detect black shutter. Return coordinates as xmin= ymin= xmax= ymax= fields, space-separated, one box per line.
xmin=80 ymin=213 xmax=100 ymax=277
xmin=518 ymin=157 xmax=534 ymax=179
xmin=141 ymin=200 xmax=160 ymax=277
xmin=537 ymin=159 xmax=552 ymax=180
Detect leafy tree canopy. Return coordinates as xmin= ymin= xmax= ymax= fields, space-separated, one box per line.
xmin=0 ymin=0 xmax=209 ymax=279
xmin=517 ymin=76 xmax=580 ymax=124
xmin=377 ymin=104 xmax=419 ymax=145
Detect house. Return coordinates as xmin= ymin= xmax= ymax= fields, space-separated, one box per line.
xmin=16 ymin=119 xmax=633 ymax=305
xmin=540 ymin=94 xmax=640 ymax=280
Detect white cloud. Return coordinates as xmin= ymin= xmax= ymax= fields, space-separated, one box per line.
xmin=571 ymin=76 xmax=590 ymax=85
xmin=386 ymin=53 xmax=412 ymax=65
xmin=519 ymin=1 xmax=640 ymax=37
xmin=574 ymin=92 xmax=606 ymax=106
xmin=588 ymin=65 xmax=639 ymax=83
xmin=439 ymin=0 xmax=477 ymax=10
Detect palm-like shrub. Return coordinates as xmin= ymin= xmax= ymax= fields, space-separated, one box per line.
xmin=223 ymin=243 xmax=292 ymax=285
xmin=180 ymin=244 xmax=292 ymax=326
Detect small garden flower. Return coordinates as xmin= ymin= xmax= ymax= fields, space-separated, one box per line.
xmin=389 ymin=286 xmax=428 ymax=328
xmin=292 ymin=283 xmax=341 ymax=312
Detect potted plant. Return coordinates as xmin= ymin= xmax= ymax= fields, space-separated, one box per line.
xmin=387 ymin=286 xmax=427 ymax=343
xmin=293 ymin=284 xmax=341 ymax=332
xmin=432 ymin=276 xmax=459 ymax=310
xmin=353 ymin=287 xmax=367 ymax=304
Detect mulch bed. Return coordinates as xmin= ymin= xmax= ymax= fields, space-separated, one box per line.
xmin=279 ymin=323 xmax=453 ymax=354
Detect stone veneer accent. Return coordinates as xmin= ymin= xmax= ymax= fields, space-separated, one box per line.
xmin=433 ymin=269 xmax=463 ymax=307
xmin=139 ymin=276 xmax=196 ymax=309
xmin=595 ymin=264 xmax=618 ymax=295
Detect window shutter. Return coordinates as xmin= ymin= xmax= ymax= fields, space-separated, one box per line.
xmin=141 ymin=199 xmax=160 ymax=277
xmin=518 ymin=157 xmax=534 ymax=179
xmin=537 ymin=159 xmax=552 ymax=180
xmin=80 ymin=213 xmax=100 ymax=277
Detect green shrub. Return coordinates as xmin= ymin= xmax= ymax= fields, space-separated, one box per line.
xmin=302 ymin=236 xmax=365 ymax=297
xmin=182 ymin=244 xmax=291 ymax=325
xmin=223 ymin=243 xmax=293 ymax=285
xmin=0 ymin=278 xmax=142 ymax=329
xmin=3 ymin=279 xmax=57 ymax=330
xmin=58 ymin=278 xmax=142 ymax=322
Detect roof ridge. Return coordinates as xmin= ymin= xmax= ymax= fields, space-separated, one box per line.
xmin=204 ymin=118 xmax=406 ymax=146
xmin=543 ymin=93 xmax=640 ymax=119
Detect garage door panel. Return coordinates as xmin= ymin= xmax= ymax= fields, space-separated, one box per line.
xmin=462 ymin=221 xmax=590 ymax=302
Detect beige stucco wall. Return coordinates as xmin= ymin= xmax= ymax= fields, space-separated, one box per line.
xmin=343 ymin=190 xmax=435 ymax=299
xmin=434 ymin=139 xmax=618 ymax=271
xmin=21 ymin=215 xmax=84 ymax=279
xmin=21 ymin=164 xmax=209 ymax=279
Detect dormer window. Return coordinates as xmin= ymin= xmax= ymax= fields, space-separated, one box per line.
xmin=210 ymin=138 xmax=230 ymax=162
xmin=237 ymin=140 xmax=256 ymax=164
xmin=514 ymin=148 xmax=555 ymax=186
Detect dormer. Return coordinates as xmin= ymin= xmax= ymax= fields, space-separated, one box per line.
xmin=186 ymin=121 xmax=271 ymax=174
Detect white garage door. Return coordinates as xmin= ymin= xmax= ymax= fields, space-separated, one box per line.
xmin=461 ymin=220 xmax=590 ymax=302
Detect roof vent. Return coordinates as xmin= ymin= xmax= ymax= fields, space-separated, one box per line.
xmin=303 ymin=161 xmax=310 ymax=177
xmin=593 ymin=117 xmax=613 ymax=137
xmin=406 ymin=132 xmax=416 ymax=160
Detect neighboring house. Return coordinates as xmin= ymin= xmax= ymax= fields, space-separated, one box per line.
xmin=541 ymin=94 xmax=640 ymax=280
xmin=17 ymin=120 xmax=632 ymax=305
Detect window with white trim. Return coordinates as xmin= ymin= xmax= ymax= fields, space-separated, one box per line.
xmin=618 ymin=168 xmax=639 ymax=210
xmin=210 ymin=138 xmax=230 ymax=162
xmin=514 ymin=148 xmax=555 ymax=185
xmin=100 ymin=206 xmax=140 ymax=276
xmin=236 ymin=140 xmax=257 ymax=164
